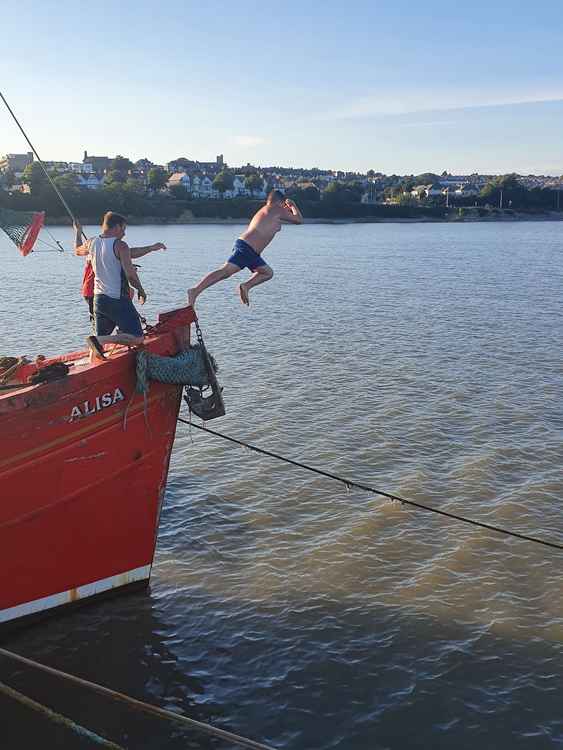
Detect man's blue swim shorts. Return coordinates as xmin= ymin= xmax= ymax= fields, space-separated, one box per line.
xmin=227 ymin=239 xmax=267 ymax=271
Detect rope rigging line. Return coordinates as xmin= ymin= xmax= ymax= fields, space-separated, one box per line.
xmin=35 ymin=235 xmax=65 ymax=252
xmin=178 ymin=419 xmax=563 ymax=552
xmin=0 ymin=90 xmax=87 ymax=249
xmin=0 ymin=91 xmax=80 ymax=230
xmin=43 ymin=225 xmax=65 ymax=252
xmin=0 ymin=648 xmax=278 ymax=750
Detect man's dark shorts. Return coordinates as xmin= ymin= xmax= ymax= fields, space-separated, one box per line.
xmin=94 ymin=294 xmax=143 ymax=337
xmin=227 ymin=239 xmax=267 ymax=271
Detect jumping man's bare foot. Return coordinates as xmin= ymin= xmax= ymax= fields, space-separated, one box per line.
xmin=187 ymin=288 xmax=197 ymax=308
xmin=238 ymin=283 xmax=250 ymax=306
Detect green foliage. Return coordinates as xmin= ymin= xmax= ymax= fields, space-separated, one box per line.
xmin=244 ymin=173 xmax=263 ymax=192
xmin=104 ymin=169 xmax=127 ymax=186
xmin=123 ymin=177 xmax=145 ymax=193
xmin=21 ymin=162 xmax=47 ymax=194
xmin=480 ymin=174 xmax=519 ymax=199
xmin=169 ymin=157 xmax=192 ymax=170
xmin=383 ymin=185 xmax=404 ymax=200
xmin=304 ymin=199 xmax=447 ymax=220
xmin=186 ymin=198 xmax=261 ymax=219
xmin=110 ymin=155 xmax=134 ymax=174
xmin=3 ymin=168 xmax=560 ymax=223
xmin=288 ymin=184 xmax=321 ymax=202
xmin=397 ymin=193 xmax=418 ymax=206
xmin=53 ymin=172 xmax=80 ymax=193
xmin=147 ymin=167 xmax=168 ymax=191
xmin=414 ymin=173 xmax=439 ymax=186
xmin=169 ymin=184 xmax=189 ymax=200
xmin=323 ymin=180 xmax=362 ymax=203
xmin=480 ymin=174 xmax=539 ymax=209
xmin=2 ymin=169 xmax=15 ymax=188
xmin=323 ymin=181 xmax=340 ymax=195
xmin=103 ymin=155 xmax=135 ymax=187
xmin=212 ymin=171 xmax=234 ymax=194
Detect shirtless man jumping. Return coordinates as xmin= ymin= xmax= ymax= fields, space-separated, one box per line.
xmin=187 ymin=190 xmax=303 ymax=307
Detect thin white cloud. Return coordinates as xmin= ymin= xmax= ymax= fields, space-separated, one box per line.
xmin=318 ymin=91 xmax=563 ymax=122
xmin=233 ymin=135 xmax=267 ymax=147
xmin=397 ymin=120 xmax=458 ymax=128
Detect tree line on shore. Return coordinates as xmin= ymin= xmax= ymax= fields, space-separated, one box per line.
xmin=384 ymin=173 xmax=562 ymax=211
xmin=1 ymin=160 xmax=561 ymax=221
xmin=0 ymin=161 xmax=442 ymax=221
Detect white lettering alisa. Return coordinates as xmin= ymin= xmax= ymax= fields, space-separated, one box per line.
xmin=69 ymin=387 xmax=125 ymax=422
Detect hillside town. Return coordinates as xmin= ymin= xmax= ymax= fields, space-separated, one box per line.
xmin=2 ymin=150 xmax=563 ymax=209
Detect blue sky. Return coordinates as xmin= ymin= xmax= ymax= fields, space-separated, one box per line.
xmin=2 ymin=0 xmax=563 ymax=174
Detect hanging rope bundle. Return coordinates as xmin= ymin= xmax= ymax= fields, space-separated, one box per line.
xmin=0 ymin=207 xmax=45 ymax=255
xmin=135 ymin=345 xmax=214 ymax=395
xmin=134 ymin=319 xmax=225 ymax=423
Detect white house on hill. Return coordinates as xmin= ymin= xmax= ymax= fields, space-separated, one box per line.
xmin=191 ymin=175 xmax=213 ymax=198
xmin=78 ymin=173 xmax=103 ymax=189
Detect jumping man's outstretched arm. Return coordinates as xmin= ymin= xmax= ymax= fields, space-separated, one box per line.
xmin=282 ymin=198 xmax=303 ymax=224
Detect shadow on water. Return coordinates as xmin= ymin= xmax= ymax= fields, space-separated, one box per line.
xmin=0 ymin=591 xmax=223 ymax=750
xmin=1 ymin=584 xmax=562 ymax=750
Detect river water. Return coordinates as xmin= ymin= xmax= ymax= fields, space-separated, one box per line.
xmin=2 ymin=222 xmax=563 ymax=749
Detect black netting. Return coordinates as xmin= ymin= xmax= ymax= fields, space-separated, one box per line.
xmin=0 ymin=207 xmax=44 ymax=254
xmin=0 ymin=207 xmax=36 ymax=246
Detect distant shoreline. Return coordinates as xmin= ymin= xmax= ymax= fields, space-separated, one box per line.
xmin=44 ymin=212 xmax=563 ymax=227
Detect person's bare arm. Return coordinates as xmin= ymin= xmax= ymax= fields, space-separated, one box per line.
xmin=281 ymin=199 xmax=303 ymax=224
xmin=116 ymin=240 xmax=147 ymax=303
xmin=130 ymin=242 xmax=166 ymax=259
xmin=73 ymin=221 xmax=89 ymax=255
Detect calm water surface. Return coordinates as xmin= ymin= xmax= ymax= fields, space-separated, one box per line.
xmin=2 ymin=222 xmax=563 ymax=749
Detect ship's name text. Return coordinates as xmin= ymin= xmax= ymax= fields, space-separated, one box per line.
xmin=69 ymin=388 xmax=126 ymax=422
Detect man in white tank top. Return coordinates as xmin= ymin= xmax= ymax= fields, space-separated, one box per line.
xmin=74 ymin=211 xmax=166 ymax=360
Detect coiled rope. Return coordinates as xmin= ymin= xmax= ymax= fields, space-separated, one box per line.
xmin=178 ymin=419 xmax=563 ymax=552
xmin=0 ymin=648 xmax=277 ymax=750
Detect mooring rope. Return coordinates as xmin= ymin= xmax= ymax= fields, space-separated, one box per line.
xmin=0 ymin=91 xmax=82 ymax=234
xmin=0 ymin=648 xmax=277 ymax=750
xmin=178 ymin=419 xmax=563 ymax=552
xmin=0 ymin=681 xmax=124 ymax=749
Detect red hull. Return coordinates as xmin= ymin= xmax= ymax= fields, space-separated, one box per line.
xmin=0 ymin=307 xmax=196 ymax=627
